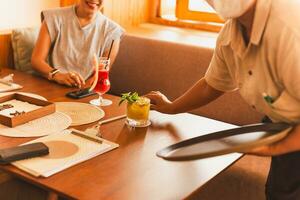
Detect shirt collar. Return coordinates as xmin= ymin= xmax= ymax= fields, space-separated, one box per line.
xmin=220 ymin=0 xmax=272 ymax=47
xmin=250 ymin=0 xmax=272 ymax=45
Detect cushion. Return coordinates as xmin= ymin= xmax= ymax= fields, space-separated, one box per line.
xmin=11 ymin=27 xmax=39 ymax=73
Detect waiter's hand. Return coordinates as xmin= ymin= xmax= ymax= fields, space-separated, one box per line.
xmin=53 ymin=72 xmax=85 ymax=88
xmin=243 ymin=124 xmax=300 ymax=156
xmin=144 ymin=91 xmax=174 ymax=114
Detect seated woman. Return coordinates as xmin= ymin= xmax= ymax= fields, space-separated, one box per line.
xmin=31 ymin=0 xmax=124 ymax=88
xmin=0 ymin=1 xmax=123 ymax=200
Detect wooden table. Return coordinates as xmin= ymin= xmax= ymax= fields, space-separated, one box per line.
xmin=0 ymin=69 xmax=242 ymax=200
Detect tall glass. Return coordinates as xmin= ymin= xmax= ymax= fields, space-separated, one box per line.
xmin=89 ymin=57 xmax=112 ymax=106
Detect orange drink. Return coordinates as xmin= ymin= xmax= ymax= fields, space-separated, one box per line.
xmin=126 ymin=97 xmax=150 ymax=127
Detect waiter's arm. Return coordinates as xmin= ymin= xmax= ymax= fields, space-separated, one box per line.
xmin=145 ymin=78 xmax=224 ymax=114
xmin=246 ymin=124 xmax=300 ymax=156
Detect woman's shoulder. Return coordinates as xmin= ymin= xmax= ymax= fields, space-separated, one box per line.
xmin=42 ymin=6 xmax=74 ymax=19
xmin=96 ymin=13 xmax=123 ymax=31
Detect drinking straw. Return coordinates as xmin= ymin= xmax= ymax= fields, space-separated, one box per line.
xmin=107 ymin=40 xmax=115 ymax=59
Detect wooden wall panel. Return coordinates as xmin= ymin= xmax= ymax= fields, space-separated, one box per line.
xmin=60 ymin=0 xmax=150 ymax=28
xmin=0 ymin=33 xmax=14 ymax=68
xmin=60 ymin=0 xmax=76 ymax=7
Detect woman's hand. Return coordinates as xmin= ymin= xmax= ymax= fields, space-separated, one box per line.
xmin=144 ymin=91 xmax=174 ymax=114
xmin=243 ymin=124 xmax=300 ymax=156
xmin=83 ymin=61 xmax=108 ymax=88
xmin=84 ymin=73 xmax=96 ymax=88
xmin=53 ymin=72 xmax=85 ymax=88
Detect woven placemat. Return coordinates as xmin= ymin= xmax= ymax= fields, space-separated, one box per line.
xmin=0 ymin=112 xmax=72 ymax=138
xmin=55 ymin=102 xmax=105 ymax=126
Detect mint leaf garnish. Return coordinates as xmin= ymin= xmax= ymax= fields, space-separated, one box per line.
xmin=119 ymin=92 xmax=140 ymax=106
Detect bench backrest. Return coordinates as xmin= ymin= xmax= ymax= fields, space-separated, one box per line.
xmin=0 ymin=32 xmax=263 ymax=125
xmin=110 ymin=35 xmax=263 ymax=125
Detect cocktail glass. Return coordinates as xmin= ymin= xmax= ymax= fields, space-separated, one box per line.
xmin=89 ymin=57 xmax=112 ymax=106
xmin=126 ymin=97 xmax=151 ymax=127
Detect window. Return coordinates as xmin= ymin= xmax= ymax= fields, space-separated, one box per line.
xmin=188 ymin=0 xmax=214 ymax=12
xmin=159 ymin=0 xmax=223 ymax=30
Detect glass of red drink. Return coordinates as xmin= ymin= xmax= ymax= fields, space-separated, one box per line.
xmin=89 ymin=57 xmax=112 ymax=106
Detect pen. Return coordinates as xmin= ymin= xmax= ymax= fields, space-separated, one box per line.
xmin=71 ymin=130 xmax=103 ymax=144
xmin=99 ymin=115 xmax=126 ymax=125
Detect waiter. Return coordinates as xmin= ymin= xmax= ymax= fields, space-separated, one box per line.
xmin=146 ymin=0 xmax=300 ymax=199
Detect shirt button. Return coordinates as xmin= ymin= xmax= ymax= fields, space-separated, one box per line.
xmin=248 ymin=70 xmax=253 ymax=75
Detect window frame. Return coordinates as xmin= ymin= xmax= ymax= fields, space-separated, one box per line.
xmin=175 ymin=0 xmax=223 ymax=23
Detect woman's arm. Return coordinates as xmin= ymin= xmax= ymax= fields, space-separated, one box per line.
xmin=31 ymin=21 xmax=53 ymax=77
xmin=31 ymin=22 xmax=85 ymax=88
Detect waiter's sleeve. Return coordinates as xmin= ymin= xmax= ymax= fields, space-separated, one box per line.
xmin=204 ymin=40 xmax=237 ymax=92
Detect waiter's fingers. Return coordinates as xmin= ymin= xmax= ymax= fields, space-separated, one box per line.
xmin=150 ymin=104 xmax=157 ymax=110
xmin=241 ymin=146 xmax=271 ymax=156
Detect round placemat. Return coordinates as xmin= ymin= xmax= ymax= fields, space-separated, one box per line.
xmin=55 ymin=102 xmax=105 ymax=126
xmin=0 ymin=112 xmax=72 ymax=138
xmin=0 ymin=92 xmax=47 ymax=101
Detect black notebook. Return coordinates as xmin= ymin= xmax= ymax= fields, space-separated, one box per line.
xmin=0 ymin=143 xmax=49 ymax=165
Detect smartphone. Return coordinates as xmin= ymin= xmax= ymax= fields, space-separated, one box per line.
xmin=66 ymin=88 xmax=96 ymax=99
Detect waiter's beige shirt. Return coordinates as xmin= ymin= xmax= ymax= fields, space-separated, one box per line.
xmin=205 ymin=0 xmax=300 ymax=123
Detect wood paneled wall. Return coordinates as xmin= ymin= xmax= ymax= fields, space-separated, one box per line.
xmin=0 ymin=33 xmax=14 ymax=68
xmin=60 ymin=0 xmax=75 ymax=7
xmin=60 ymin=0 xmax=151 ymax=28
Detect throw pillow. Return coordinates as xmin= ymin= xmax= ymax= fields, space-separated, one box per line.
xmin=11 ymin=27 xmax=39 ymax=73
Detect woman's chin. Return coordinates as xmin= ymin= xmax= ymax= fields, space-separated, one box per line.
xmin=81 ymin=1 xmax=99 ymax=14
xmin=84 ymin=7 xmax=98 ymax=15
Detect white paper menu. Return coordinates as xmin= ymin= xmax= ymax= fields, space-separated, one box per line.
xmin=12 ymin=129 xmax=119 ymax=177
xmin=0 ymin=82 xmax=22 ymax=92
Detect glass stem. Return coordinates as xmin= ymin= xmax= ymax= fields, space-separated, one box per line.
xmin=98 ymin=93 xmax=103 ymax=105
